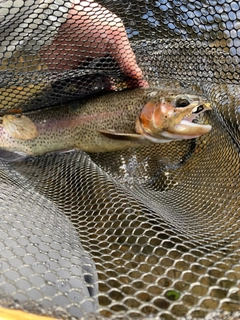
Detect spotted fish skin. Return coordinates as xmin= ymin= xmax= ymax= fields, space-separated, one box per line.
xmin=0 ymin=88 xmax=211 ymax=159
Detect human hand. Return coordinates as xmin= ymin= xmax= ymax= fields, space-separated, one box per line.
xmin=40 ymin=0 xmax=148 ymax=87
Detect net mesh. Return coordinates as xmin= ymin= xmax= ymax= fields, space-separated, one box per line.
xmin=0 ymin=1 xmax=239 ymax=319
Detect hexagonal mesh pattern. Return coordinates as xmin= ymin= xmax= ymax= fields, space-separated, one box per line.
xmin=0 ymin=1 xmax=239 ymax=320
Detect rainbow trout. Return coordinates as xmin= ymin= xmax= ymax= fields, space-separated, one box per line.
xmin=0 ymin=88 xmax=212 ymax=160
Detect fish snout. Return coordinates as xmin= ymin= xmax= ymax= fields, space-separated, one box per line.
xmin=167 ymin=100 xmax=212 ymax=139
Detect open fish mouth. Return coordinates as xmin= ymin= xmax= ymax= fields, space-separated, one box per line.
xmin=163 ymin=101 xmax=212 ymax=140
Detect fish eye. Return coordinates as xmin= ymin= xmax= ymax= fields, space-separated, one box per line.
xmin=176 ymin=98 xmax=190 ymax=108
xmin=192 ymin=105 xmax=204 ymax=114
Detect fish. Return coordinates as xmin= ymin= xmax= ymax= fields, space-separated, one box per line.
xmin=0 ymin=88 xmax=212 ymax=160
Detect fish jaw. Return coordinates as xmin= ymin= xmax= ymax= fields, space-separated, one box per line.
xmin=136 ymin=98 xmax=212 ymax=143
xmin=157 ymin=121 xmax=212 ymax=140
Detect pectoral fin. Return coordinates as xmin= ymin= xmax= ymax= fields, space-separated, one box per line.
xmin=99 ymin=129 xmax=144 ymax=141
xmin=2 ymin=115 xmax=38 ymax=140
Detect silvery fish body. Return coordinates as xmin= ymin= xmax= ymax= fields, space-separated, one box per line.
xmin=0 ymin=88 xmax=212 ymax=160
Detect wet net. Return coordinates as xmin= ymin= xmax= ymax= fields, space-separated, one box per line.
xmin=0 ymin=1 xmax=239 ymax=319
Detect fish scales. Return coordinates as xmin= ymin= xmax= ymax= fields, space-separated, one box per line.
xmin=0 ymin=88 xmax=212 ymax=159
xmin=0 ymin=89 xmax=145 ymax=155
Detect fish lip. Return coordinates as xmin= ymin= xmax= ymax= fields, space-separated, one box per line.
xmin=142 ymin=122 xmax=212 ymax=142
xmin=179 ymin=119 xmax=212 ymax=130
xmin=162 ymin=120 xmax=212 ymax=140
xmin=161 ymin=110 xmax=212 ymax=140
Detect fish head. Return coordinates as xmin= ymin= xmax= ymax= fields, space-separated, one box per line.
xmin=136 ymin=93 xmax=212 ymax=143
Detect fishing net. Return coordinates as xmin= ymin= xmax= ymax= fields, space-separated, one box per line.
xmin=0 ymin=0 xmax=239 ymax=319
